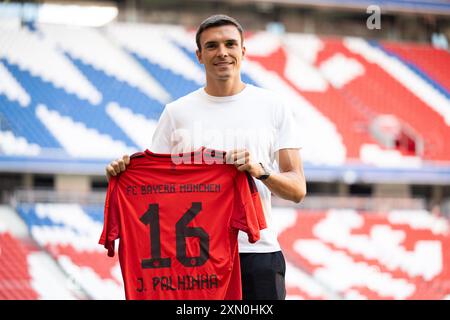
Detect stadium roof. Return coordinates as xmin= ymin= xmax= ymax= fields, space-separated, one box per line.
xmin=226 ymin=0 xmax=450 ymax=15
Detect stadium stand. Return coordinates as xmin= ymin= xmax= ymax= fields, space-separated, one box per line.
xmin=277 ymin=208 xmax=450 ymax=299
xmin=0 ymin=205 xmax=81 ymax=299
xmin=15 ymin=203 xmax=124 ymax=299
xmin=0 ymin=231 xmax=39 ymax=299
xmin=383 ymin=42 xmax=450 ymax=93
xmin=1 ymin=21 xmax=450 ymax=170
xmin=4 ymin=203 xmax=450 ymax=300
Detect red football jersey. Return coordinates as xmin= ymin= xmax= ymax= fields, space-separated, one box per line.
xmin=99 ymin=147 xmax=266 ymax=300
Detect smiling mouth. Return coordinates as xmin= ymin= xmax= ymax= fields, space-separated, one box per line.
xmin=214 ymin=61 xmax=233 ymax=66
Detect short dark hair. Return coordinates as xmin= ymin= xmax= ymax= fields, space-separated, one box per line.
xmin=195 ymin=14 xmax=244 ymax=51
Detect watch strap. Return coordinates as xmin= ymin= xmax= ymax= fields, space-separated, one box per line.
xmin=256 ymin=162 xmax=271 ymax=180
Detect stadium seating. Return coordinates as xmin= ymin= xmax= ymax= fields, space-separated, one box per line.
xmin=1 ymin=22 xmax=449 ymax=167
xmin=6 ymin=203 xmax=449 ymax=300
xmin=277 ymin=208 xmax=450 ymax=299
xmin=0 ymin=232 xmax=39 ymax=299
xmin=16 ymin=203 xmax=124 ymax=299
xmin=246 ymin=35 xmax=450 ymax=164
xmin=382 ymin=41 xmax=450 ymax=98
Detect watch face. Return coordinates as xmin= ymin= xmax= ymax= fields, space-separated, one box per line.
xmin=258 ymin=173 xmax=270 ymax=180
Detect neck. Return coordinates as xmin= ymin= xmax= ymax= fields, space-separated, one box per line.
xmin=204 ymin=77 xmax=246 ymax=97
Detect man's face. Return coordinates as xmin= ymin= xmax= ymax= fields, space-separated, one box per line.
xmin=196 ymin=25 xmax=246 ymax=82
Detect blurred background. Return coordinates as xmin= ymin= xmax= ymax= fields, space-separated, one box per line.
xmin=0 ymin=0 xmax=450 ymax=300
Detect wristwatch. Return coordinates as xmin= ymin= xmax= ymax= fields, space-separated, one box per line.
xmin=256 ymin=162 xmax=272 ymax=180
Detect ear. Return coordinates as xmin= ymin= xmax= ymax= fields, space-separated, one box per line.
xmin=196 ymin=49 xmax=204 ymax=65
xmin=241 ymin=46 xmax=246 ymax=59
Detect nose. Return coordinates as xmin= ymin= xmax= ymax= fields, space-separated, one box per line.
xmin=217 ymin=43 xmax=228 ymax=57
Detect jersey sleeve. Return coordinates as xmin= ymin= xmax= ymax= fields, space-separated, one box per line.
xmin=98 ymin=176 xmax=121 ymax=257
xmin=230 ymin=172 xmax=267 ymax=243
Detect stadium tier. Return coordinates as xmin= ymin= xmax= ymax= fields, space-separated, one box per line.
xmin=6 ymin=203 xmax=450 ymax=300
xmin=286 ymin=0 xmax=450 ymax=15
xmin=0 ymin=21 xmax=449 ymax=182
xmin=277 ymin=208 xmax=450 ymax=300
xmin=0 ymin=225 xmax=81 ymax=300
xmin=15 ymin=203 xmax=124 ymax=299
xmin=0 ymin=232 xmax=39 ymax=299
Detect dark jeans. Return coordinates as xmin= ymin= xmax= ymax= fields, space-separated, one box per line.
xmin=239 ymin=251 xmax=286 ymax=300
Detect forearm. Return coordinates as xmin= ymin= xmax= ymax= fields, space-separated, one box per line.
xmin=261 ymin=171 xmax=306 ymax=203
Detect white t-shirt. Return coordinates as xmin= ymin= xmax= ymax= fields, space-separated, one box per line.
xmin=151 ymin=84 xmax=301 ymax=252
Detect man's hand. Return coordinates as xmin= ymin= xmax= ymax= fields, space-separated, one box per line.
xmin=228 ymin=148 xmax=306 ymax=203
xmin=105 ymin=155 xmax=130 ymax=181
xmin=226 ymin=149 xmax=264 ymax=178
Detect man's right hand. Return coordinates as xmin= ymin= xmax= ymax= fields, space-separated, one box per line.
xmin=105 ymin=155 xmax=130 ymax=181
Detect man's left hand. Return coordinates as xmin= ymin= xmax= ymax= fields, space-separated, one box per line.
xmin=226 ymin=149 xmax=264 ymax=178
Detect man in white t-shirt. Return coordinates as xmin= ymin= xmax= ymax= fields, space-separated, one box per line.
xmin=106 ymin=14 xmax=306 ymax=300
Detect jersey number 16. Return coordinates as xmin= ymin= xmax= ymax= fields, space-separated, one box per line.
xmin=139 ymin=202 xmax=210 ymax=269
